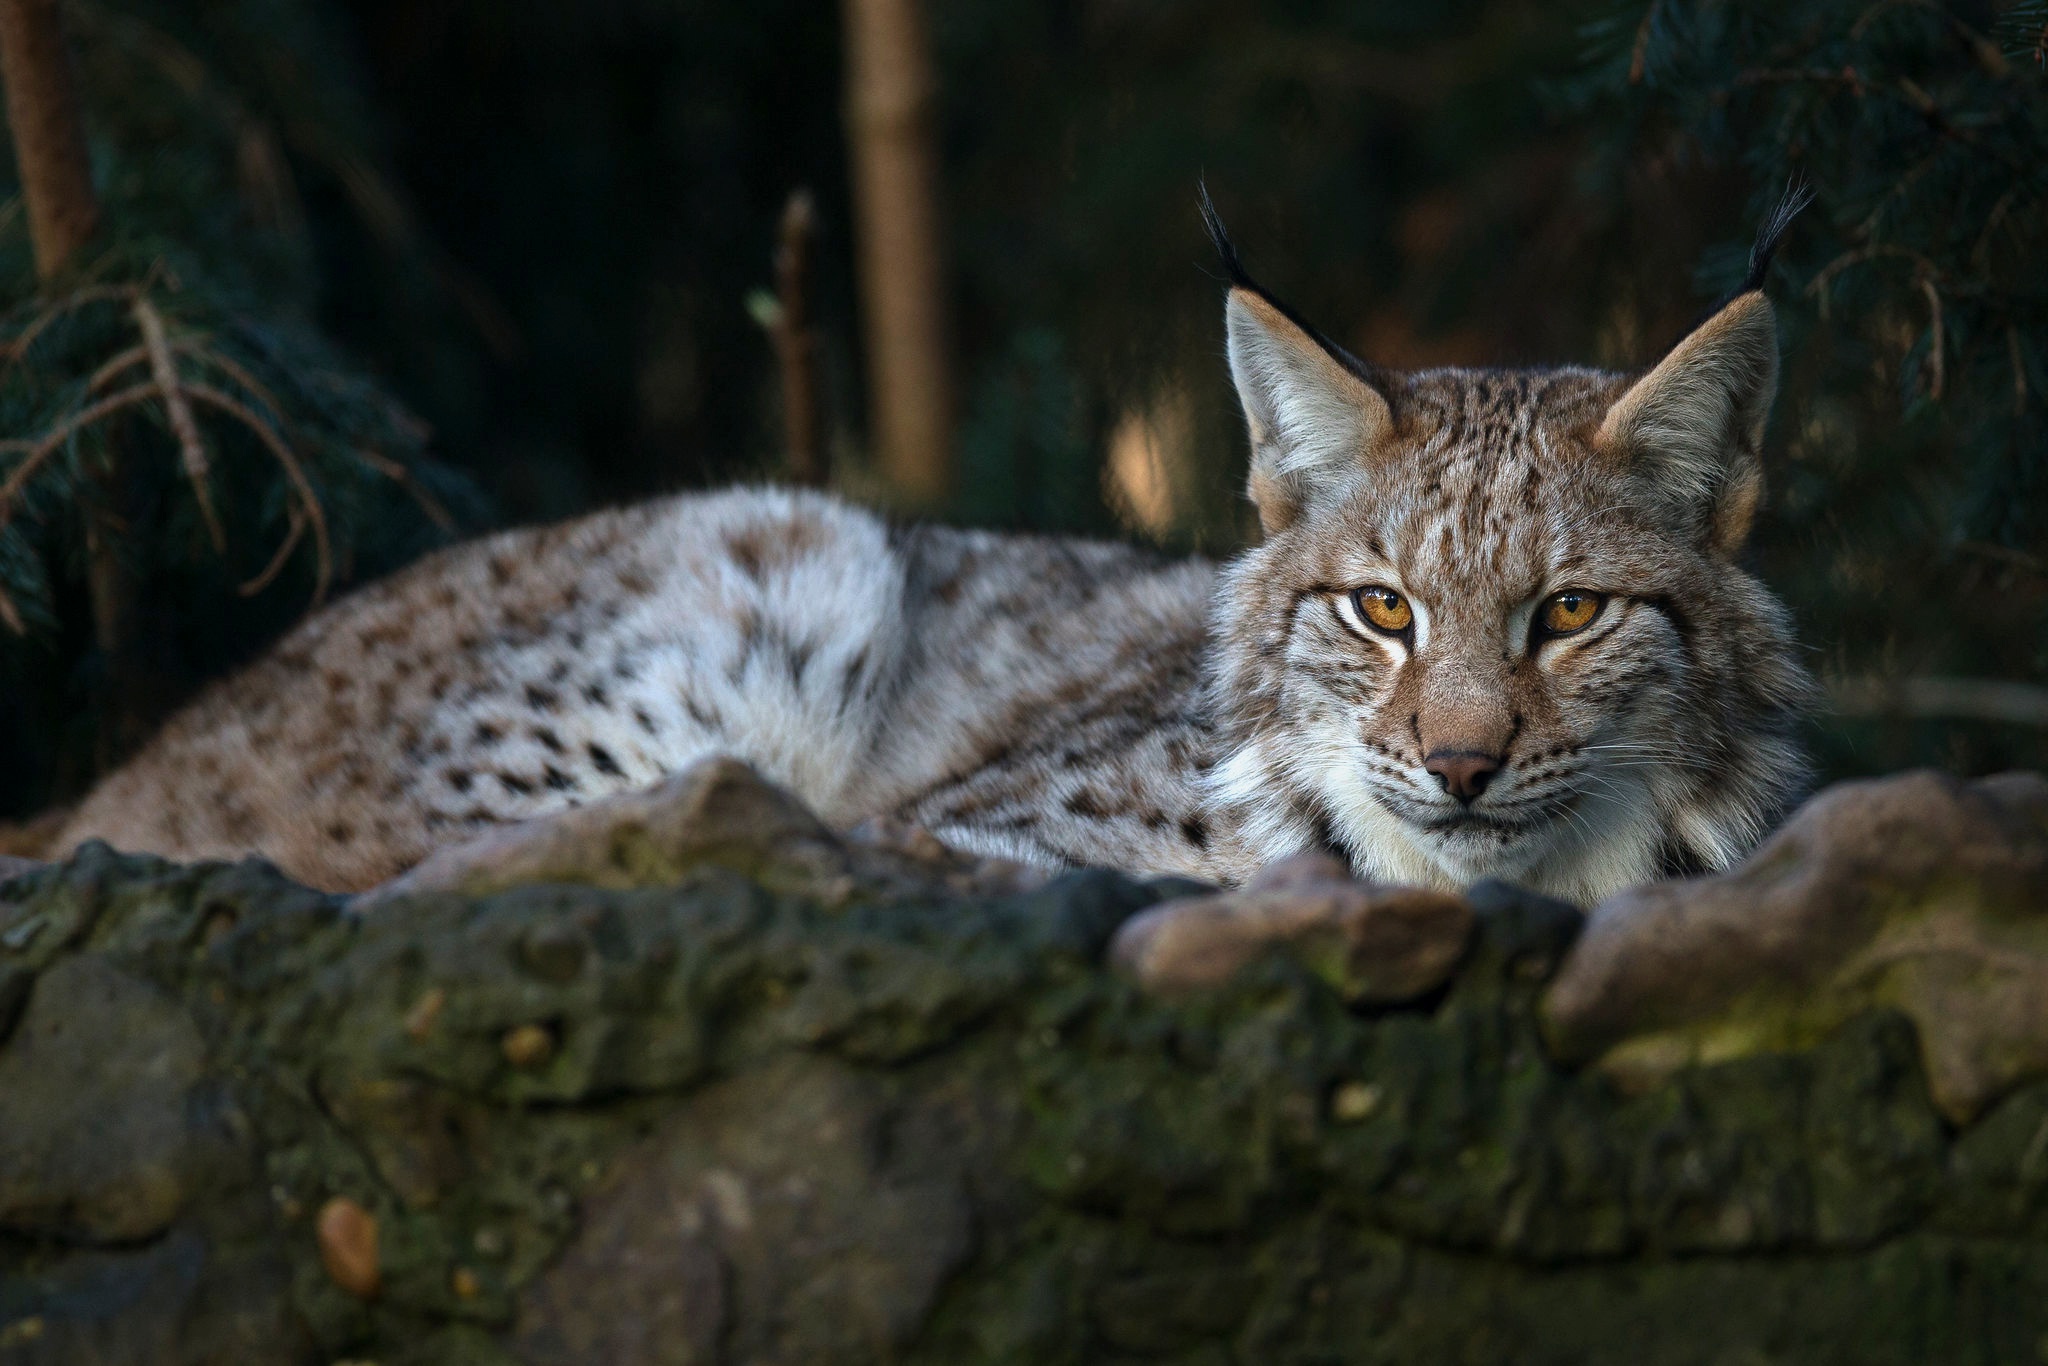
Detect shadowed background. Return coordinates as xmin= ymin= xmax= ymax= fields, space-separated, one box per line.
xmin=0 ymin=0 xmax=2042 ymax=823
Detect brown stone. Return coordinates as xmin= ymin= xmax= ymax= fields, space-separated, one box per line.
xmin=1541 ymin=769 xmax=2048 ymax=1122
xmin=315 ymin=1196 xmax=381 ymax=1300
xmin=501 ymin=1023 xmax=556 ymax=1069
xmin=403 ymin=986 xmax=447 ymax=1041
xmin=1111 ymin=856 xmax=1474 ymax=1003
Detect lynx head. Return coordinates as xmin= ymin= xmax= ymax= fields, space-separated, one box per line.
xmin=1201 ymin=190 xmax=1817 ymax=906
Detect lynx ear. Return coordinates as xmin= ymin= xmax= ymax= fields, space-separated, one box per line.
xmin=1203 ymin=188 xmax=1391 ymax=535
xmin=1597 ymin=290 xmax=1779 ymax=551
xmin=1223 ymin=289 xmax=1392 ymax=535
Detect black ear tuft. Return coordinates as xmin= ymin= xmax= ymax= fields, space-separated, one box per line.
xmin=1197 ymin=180 xmax=1377 ymax=385
xmin=1198 ymin=180 xmax=1253 ymax=288
xmin=1742 ymin=177 xmax=1815 ymax=294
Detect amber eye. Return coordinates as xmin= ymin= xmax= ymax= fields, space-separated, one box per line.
xmin=1352 ymin=585 xmax=1413 ymax=635
xmin=1539 ymin=589 xmax=1604 ymax=637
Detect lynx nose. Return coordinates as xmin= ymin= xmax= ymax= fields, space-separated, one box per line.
xmin=1424 ymin=750 xmax=1501 ymax=804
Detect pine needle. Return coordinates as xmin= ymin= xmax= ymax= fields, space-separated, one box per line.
xmin=237 ymin=504 xmax=305 ymax=596
xmin=0 ymin=380 xmax=161 ymax=532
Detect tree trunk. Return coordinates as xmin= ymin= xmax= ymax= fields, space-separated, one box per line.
xmin=81 ymin=497 xmax=148 ymax=767
xmin=774 ymin=189 xmax=827 ymax=487
xmin=840 ymin=0 xmax=953 ymax=505
xmin=0 ymin=0 xmax=142 ymax=769
xmin=0 ymin=0 xmax=98 ymax=278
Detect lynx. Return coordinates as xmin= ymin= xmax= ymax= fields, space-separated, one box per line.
xmin=56 ymin=197 xmax=1816 ymax=905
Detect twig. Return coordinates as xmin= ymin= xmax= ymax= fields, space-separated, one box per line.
xmin=182 ymin=381 xmax=331 ymax=603
xmin=237 ymin=504 xmax=304 ymax=596
xmin=87 ymin=332 xmax=205 ymax=392
xmin=1628 ymin=0 xmax=1662 ymax=84
xmin=1849 ymin=0 xmax=2010 ymax=74
xmin=1971 ymin=185 xmax=2019 ymax=272
xmin=356 ymin=447 xmax=455 ymax=532
xmin=1848 ymin=0 xmax=1915 ymax=38
xmin=85 ymin=341 xmax=147 ymax=390
xmin=0 ymin=282 xmax=135 ymax=365
xmin=1917 ymin=277 xmax=1944 ymax=400
xmin=0 ymin=379 xmax=159 ymax=529
xmin=188 ymin=343 xmax=289 ymax=426
xmin=773 ymin=188 xmax=827 ymax=487
xmin=1831 ymin=675 xmax=2048 ymax=728
xmin=1804 ymin=243 xmax=1942 ymax=319
xmin=132 ymin=293 xmax=222 ymax=549
xmin=1895 ymin=75 xmax=1939 ymax=119
xmin=1958 ymin=540 xmax=2047 ymax=577
xmin=2010 ymin=326 xmax=2029 ymax=417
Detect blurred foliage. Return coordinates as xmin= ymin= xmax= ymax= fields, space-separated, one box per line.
xmin=0 ymin=0 xmax=481 ymax=808
xmin=1563 ymin=0 xmax=2048 ymax=777
xmin=0 ymin=0 xmax=2043 ymax=820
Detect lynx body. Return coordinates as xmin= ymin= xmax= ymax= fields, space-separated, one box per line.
xmin=59 ymin=208 xmax=1816 ymax=902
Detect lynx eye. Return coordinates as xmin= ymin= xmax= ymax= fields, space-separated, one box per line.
xmin=1352 ymin=585 xmax=1413 ymax=635
xmin=1539 ymin=589 xmax=1604 ymax=637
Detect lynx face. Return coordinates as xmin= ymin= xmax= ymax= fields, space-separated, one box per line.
xmin=1202 ymin=212 xmax=1815 ymax=905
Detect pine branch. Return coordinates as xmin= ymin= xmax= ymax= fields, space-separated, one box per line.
xmin=132 ymin=292 xmax=221 ymax=549
xmin=182 ymin=380 xmax=332 ymax=604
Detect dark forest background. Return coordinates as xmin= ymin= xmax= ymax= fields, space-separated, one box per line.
xmin=0 ymin=0 xmax=2043 ymax=823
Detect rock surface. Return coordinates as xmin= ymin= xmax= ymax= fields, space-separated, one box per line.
xmin=2 ymin=765 xmax=2048 ymax=1364
xmin=0 ymin=957 xmax=218 ymax=1244
xmin=1110 ymin=853 xmax=1474 ymax=1002
xmin=1543 ymin=769 xmax=2048 ymax=1122
xmin=355 ymin=757 xmax=1043 ymax=911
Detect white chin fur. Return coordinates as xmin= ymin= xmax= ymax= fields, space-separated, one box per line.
xmin=1207 ymin=737 xmax=1670 ymax=907
xmin=1315 ymin=756 xmax=1667 ymax=907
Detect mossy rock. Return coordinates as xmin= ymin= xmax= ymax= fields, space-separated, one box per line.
xmin=2 ymin=842 xmax=2047 ymax=1365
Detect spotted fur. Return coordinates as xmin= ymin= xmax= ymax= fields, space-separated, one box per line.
xmin=59 ymin=225 xmax=1815 ymax=902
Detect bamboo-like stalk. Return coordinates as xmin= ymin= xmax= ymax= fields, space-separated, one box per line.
xmin=841 ymin=0 xmax=953 ymax=504
xmin=0 ymin=0 xmax=99 ymax=278
xmin=774 ymin=189 xmax=827 ymax=487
